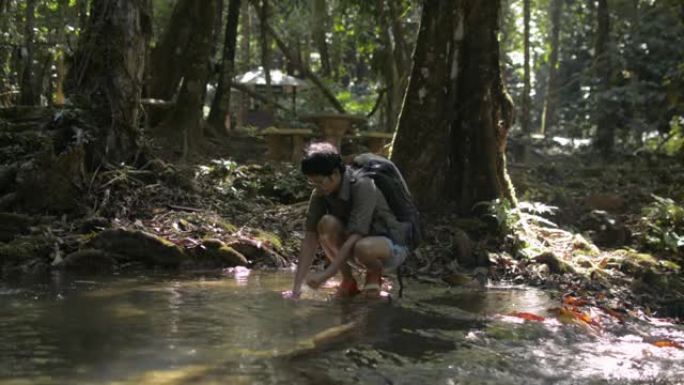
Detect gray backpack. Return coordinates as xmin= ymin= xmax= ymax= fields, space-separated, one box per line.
xmin=351 ymin=153 xmax=423 ymax=250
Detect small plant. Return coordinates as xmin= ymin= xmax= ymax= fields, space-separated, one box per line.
xmin=640 ymin=194 xmax=684 ymax=253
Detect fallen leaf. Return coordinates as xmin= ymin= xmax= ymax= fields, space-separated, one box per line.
xmin=508 ymin=311 xmax=545 ymax=322
xmin=563 ymin=296 xmax=589 ymax=307
xmin=652 ymin=340 xmax=683 ymax=349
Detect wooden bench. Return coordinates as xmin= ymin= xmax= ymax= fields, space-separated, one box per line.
xmin=261 ymin=127 xmax=314 ymax=162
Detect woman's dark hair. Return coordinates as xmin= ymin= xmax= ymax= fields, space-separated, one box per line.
xmin=300 ymin=142 xmax=344 ymax=176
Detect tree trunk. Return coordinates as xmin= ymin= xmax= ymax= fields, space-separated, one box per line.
xmin=67 ymin=0 xmax=152 ymax=166
xmin=164 ymin=0 xmax=217 ymax=151
xmin=19 ymin=0 xmax=37 ymax=105
xmin=594 ymin=0 xmax=614 ymax=154
xmin=258 ymin=0 xmax=274 ymax=116
xmin=208 ymin=0 xmax=242 ymax=131
xmin=78 ymin=0 xmax=89 ymax=32
xmin=378 ymin=0 xmax=410 ymax=132
xmin=312 ymin=0 xmax=331 ymax=76
xmin=541 ymin=0 xmax=561 ymax=136
xmin=0 ymin=0 xmax=12 ymax=105
xmin=390 ymin=0 xmax=515 ymax=214
xmin=53 ymin=0 xmax=69 ymax=106
xmin=237 ymin=0 xmax=251 ymax=128
xmin=521 ymin=0 xmax=531 ymax=134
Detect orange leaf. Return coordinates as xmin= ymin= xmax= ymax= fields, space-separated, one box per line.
xmin=563 ymin=296 xmax=589 ymax=307
xmin=652 ymin=340 xmax=683 ymax=349
xmin=509 ymin=311 xmax=545 ymax=322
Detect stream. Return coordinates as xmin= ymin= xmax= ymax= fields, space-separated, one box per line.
xmin=1 ymin=269 xmax=683 ymax=384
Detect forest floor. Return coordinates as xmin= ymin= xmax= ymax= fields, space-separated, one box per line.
xmin=1 ymin=107 xmax=683 ymax=328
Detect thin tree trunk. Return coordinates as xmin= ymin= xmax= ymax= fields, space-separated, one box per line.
xmin=594 ymin=0 xmax=614 ymax=154
xmin=19 ymin=0 xmax=37 ymax=105
xmin=257 ymin=13 xmax=345 ymax=113
xmin=521 ymin=0 xmax=531 ymax=134
xmin=541 ymin=0 xmax=561 ymax=136
xmin=391 ymin=0 xmax=515 ymax=213
xmin=54 ymin=0 xmax=69 ymax=106
xmin=208 ymin=0 xmax=242 ymax=130
xmin=258 ymin=0 xmax=274 ymax=116
xmin=312 ymin=0 xmax=331 ymax=76
xmin=237 ymin=0 xmax=251 ymax=128
xmin=0 ymin=0 xmax=12 ymax=105
xmin=67 ymin=0 xmax=152 ymax=166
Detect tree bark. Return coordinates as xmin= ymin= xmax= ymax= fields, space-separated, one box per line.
xmin=521 ymin=0 xmax=531 ymax=134
xmin=19 ymin=0 xmax=37 ymax=105
xmin=164 ymin=0 xmax=217 ymax=151
xmin=258 ymin=0 xmax=274 ymax=116
xmin=237 ymin=0 xmax=251 ymax=127
xmin=390 ymin=0 xmax=515 ymax=214
xmin=67 ymin=0 xmax=152 ymax=166
xmin=594 ymin=0 xmax=614 ymax=155
xmin=208 ymin=0 xmax=242 ymax=130
xmin=312 ymin=0 xmax=331 ymax=76
xmin=540 ymin=0 xmax=561 ymax=136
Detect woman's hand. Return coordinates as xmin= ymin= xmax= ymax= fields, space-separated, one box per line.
xmin=306 ymin=271 xmax=327 ymax=289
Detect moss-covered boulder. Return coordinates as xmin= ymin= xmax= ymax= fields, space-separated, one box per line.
xmin=87 ymin=229 xmax=187 ymax=268
xmin=0 ymin=212 xmax=35 ymax=242
xmin=0 ymin=235 xmax=52 ymax=273
xmin=62 ymin=249 xmax=121 ymax=272
xmin=192 ymin=239 xmax=248 ymax=268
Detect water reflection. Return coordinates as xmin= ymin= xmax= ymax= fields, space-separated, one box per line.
xmin=0 ymin=272 xmax=682 ymax=385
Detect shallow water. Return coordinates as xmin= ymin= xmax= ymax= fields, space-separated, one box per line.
xmin=0 ymin=269 xmax=682 ymax=385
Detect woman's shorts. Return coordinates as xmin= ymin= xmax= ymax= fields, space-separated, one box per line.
xmin=381 ymin=236 xmax=409 ymax=272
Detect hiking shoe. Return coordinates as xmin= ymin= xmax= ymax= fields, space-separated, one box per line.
xmin=335 ymin=278 xmax=361 ymax=298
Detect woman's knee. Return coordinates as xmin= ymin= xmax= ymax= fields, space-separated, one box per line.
xmin=353 ymin=237 xmax=386 ymax=263
xmin=316 ymin=215 xmax=343 ymax=237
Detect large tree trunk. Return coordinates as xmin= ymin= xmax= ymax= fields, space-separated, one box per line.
xmin=540 ymin=0 xmax=562 ymax=136
xmin=521 ymin=0 xmax=531 ymax=134
xmin=19 ymin=0 xmax=37 ymax=105
xmin=594 ymin=0 xmax=614 ymax=155
xmin=149 ymin=0 xmax=199 ymax=102
xmin=208 ymin=0 xmax=242 ymax=130
xmin=67 ymin=0 xmax=152 ymax=166
xmin=390 ymin=0 xmax=515 ymax=214
xmin=164 ymin=0 xmax=217 ymax=151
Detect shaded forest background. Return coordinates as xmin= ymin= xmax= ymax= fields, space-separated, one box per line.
xmin=1 ymin=0 xmax=682 ymax=154
xmin=1 ymin=0 xmax=683 ymax=317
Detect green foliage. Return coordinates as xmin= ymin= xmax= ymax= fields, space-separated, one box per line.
xmin=640 ymin=195 xmax=684 ymax=253
xmin=195 ymin=160 xmax=308 ymax=204
xmin=476 ymin=199 xmax=558 ymax=235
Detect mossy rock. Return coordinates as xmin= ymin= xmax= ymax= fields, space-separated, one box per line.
xmin=87 ymin=229 xmax=187 ymax=268
xmin=0 ymin=235 xmax=52 ymax=268
xmin=572 ymin=234 xmax=600 ymax=256
xmin=534 ymin=252 xmax=576 ymax=274
xmin=193 ymin=239 xmax=248 ymax=268
xmin=0 ymin=212 xmax=35 ymax=242
xmin=254 ymin=230 xmax=283 ymax=251
xmin=612 ymin=249 xmax=658 ymax=275
xmin=61 ymin=249 xmax=120 ymax=272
